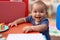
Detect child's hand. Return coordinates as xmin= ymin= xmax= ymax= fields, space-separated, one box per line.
xmin=8 ymin=22 xmax=17 ymax=27
xmin=23 ymin=26 xmax=33 ymax=33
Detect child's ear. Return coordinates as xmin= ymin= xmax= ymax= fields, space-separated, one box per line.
xmin=29 ymin=13 xmax=32 ymax=16
xmin=45 ymin=12 xmax=48 ymax=18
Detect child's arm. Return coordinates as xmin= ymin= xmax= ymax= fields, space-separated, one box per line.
xmin=23 ymin=24 xmax=48 ymax=33
xmin=8 ymin=16 xmax=32 ymax=27
xmin=31 ymin=24 xmax=48 ymax=32
xmin=8 ymin=18 xmax=26 ymax=27
xmin=13 ymin=18 xmax=26 ymax=24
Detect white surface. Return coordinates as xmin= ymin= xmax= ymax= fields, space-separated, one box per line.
xmin=7 ymin=34 xmax=46 ymax=40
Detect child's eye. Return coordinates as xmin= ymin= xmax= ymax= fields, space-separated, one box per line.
xmin=40 ymin=11 xmax=44 ymax=13
xmin=34 ymin=11 xmax=37 ymax=13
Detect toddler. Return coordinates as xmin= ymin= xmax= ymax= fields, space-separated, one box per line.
xmin=8 ymin=1 xmax=50 ymax=40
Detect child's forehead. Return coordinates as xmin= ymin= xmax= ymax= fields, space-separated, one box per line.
xmin=32 ymin=4 xmax=45 ymax=11
xmin=33 ymin=2 xmax=45 ymax=7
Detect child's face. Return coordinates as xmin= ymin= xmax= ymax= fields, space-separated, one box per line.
xmin=31 ymin=4 xmax=46 ymax=22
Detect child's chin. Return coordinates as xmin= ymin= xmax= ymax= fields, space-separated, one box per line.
xmin=34 ymin=18 xmax=41 ymax=21
xmin=35 ymin=19 xmax=40 ymax=22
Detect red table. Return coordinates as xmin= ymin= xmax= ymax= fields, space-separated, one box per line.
xmin=0 ymin=23 xmax=39 ymax=39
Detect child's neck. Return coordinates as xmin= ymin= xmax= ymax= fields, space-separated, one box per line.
xmin=35 ymin=21 xmax=40 ymax=25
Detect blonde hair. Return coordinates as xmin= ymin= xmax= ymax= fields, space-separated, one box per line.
xmin=32 ymin=1 xmax=48 ymax=11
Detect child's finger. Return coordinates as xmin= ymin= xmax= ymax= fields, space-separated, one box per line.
xmin=22 ymin=28 xmax=25 ymax=33
xmin=8 ymin=23 xmax=11 ymax=27
xmin=25 ymin=29 xmax=29 ymax=33
xmin=15 ymin=24 xmax=17 ymax=27
xmin=23 ymin=28 xmax=29 ymax=33
xmin=11 ymin=24 xmax=14 ymax=27
xmin=22 ymin=27 xmax=27 ymax=33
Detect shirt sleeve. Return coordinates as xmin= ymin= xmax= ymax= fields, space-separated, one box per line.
xmin=40 ymin=18 xmax=49 ymax=26
xmin=25 ymin=16 xmax=32 ymax=22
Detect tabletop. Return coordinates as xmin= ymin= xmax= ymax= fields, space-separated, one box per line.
xmin=0 ymin=23 xmax=39 ymax=39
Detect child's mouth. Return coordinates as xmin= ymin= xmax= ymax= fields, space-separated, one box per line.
xmin=35 ymin=17 xmax=41 ymax=18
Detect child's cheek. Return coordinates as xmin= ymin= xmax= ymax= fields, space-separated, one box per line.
xmin=32 ymin=13 xmax=35 ymax=16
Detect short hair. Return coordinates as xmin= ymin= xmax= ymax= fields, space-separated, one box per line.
xmin=31 ymin=0 xmax=48 ymax=12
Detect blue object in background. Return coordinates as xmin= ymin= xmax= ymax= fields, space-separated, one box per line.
xmin=56 ymin=4 xmax=60 ymax=30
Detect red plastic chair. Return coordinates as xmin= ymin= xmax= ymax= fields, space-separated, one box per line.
xmin=0 ymin=1 xmax=25 ymax=23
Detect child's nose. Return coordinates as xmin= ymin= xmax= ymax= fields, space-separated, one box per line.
xmin=36 ymin=12 xmax=40 ymax=16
